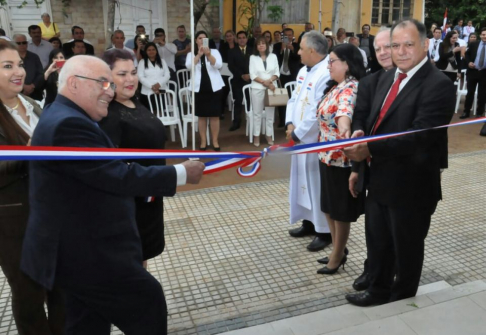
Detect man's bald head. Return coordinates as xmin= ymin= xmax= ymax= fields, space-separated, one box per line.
xmin=59 ymin=56 xmax=114 ymax=121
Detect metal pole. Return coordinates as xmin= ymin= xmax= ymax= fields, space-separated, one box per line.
xmin=318 ymin=0 xmax=322 ymax=32
xmin=332 ymin=0 xmax=340 ymax=34
xmin=219 ymin=0 xmax=224 ymax=30
xmin=190 ymin=0 xmax=196 ymax=151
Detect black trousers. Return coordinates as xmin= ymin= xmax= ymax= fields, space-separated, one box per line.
xmin=464 ymin=70 xmax=486 ymax=115
xmin=64 ymin=268 xmax=167 ymax=335
xmin=366 ymin=196 xmax=436 ymax=302
xmin=0 ymin=180 xmax=65 ymax=335
xmin=231 ymin=79 xmax=251 ymax=124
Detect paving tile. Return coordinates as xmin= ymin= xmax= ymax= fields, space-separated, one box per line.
xmin=323 ymin=316 xmax=417 ymax=335
xmin=400 ymin=297 xmax=486 ymax=335
xmin=416 ymin=280 xmax=451 ymax=296
xmin=363 ymin=295 xmax=434 ymax=321
xmin=426 ymin=280 xmax=486 ymax=304
xmin=468 ymin=290 xmax=486 ymax=311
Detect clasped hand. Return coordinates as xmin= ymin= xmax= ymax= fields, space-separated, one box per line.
xmin=342 ymin=130 xmax=370 ymax=162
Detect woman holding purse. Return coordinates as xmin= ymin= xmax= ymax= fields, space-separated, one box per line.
xmin=249 ymin=36 xmax=279 ymax=146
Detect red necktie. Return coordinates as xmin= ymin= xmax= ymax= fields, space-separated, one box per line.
xmin=372 ymin=73 xmax=408 ymax=134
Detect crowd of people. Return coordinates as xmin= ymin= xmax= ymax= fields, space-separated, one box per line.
xmin=0 ymin=10 xmax=484 ymax=335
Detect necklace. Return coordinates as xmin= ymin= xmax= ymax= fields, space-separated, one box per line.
xmin=4 ymin=97 xmax=20 ymax=110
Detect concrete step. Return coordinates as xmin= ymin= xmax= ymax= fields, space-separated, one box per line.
xmin=219 ymin=280 xmax=486 ymax=335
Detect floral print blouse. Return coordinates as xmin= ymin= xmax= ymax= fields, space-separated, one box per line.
xmin=317 ymin=78 xmax=358 ymax=167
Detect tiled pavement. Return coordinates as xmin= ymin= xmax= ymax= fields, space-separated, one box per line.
xmin=0 ymin=149 xmax=485 ymax=335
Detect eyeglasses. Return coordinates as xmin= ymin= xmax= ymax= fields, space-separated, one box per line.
xmin=16 ymin=41 xmax=28 ymax=45
xmin=328 ymin=58 xmax=343 ymax=66
xmin=74 ymin=75 xmax=116 ymax=91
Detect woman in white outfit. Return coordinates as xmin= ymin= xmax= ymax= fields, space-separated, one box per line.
xmin=137 ymin=42 xmax=171 ymax=114
xmin=249 ymin=36 xmax=279 ymax=146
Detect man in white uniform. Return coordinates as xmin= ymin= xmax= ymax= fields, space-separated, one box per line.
xmin=286 ymin=31 xmax=331 ymax=252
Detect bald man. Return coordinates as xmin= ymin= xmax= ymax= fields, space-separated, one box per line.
xmin=21 ymin=55 xmax=204 ymax=334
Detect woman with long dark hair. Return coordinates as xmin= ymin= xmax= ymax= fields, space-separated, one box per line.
xmin=137 ymin=41 xmax=170 ymax=113
xmin=436 ymin=30 xmax=462 ymax=82
xmin=133 ymin=34 xmax=147 ymax=62
xmin=0 ymin=41 xmax=65 ymax=335
xmin=185 ymin=30 xmax=225 ymax=150
xmin=43 ymin=49 xmax=65 ymax=105
xmin=315 ymin=44 xmax=366 ymax=275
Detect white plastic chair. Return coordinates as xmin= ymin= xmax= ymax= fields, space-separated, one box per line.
xmin=168 ymin=80 xmax=178 ymax=97
xmin=178 ymin=87 xmax=210 ymax=147
xmin=455 ymin=76 xmax=478 ymax=115
xmin=284 ymin=81 xmax=297 ymax=97
xmin=148 ymin=89 xmax=185 ymax=148
xmin=176 ymin=69 xmax=191 ymax=90
xmin=227 ymin=75 xmax=235 ymax=120
xmin=242 ymin=84 xmax=254 ymax=143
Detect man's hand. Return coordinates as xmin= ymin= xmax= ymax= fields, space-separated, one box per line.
xmin=351 ymin=130 xmax=365 ymax=138
xmin=286 ymin=124 xmax=295 ymax=140
xmin=242 ymin=74 xmax=250 ymax=82
xmin=343 ymin=142 xmax=370 ymax=162
xmin=182 ymin=160 xmax=205 ymax=184
xmin=287 ymin=43 xmax=294 ymax=52
xmin=469 ymin=62 xmax=476 ymax=69
xmin=23 ymin=84 xmax=35 ymax=95
xmin=348 ymin=172 xmax=359 ymax=198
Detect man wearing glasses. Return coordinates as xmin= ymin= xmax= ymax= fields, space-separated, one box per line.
xmin=13 ymin=34 xmax=44 ymax=101
xmin=21 ymin=55 xmax=205 ymax=334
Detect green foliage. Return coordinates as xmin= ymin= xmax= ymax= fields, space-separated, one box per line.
xmin=238 ymin=0 xmax=287 ymax=36
xmin=266 ymin=5 xmax=284 ymax=23
xmin=425 ymin=0 xmax=486 ymax=29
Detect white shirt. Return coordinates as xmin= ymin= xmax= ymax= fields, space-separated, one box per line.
xmin=249 ymin=53 xmax=280 ymax=90
xmin=185 ymin=49 xmax=225 ymax=92
xmin=6 ymin=95 xmax=39 ymax=137
xmin=358 ymin=47 xmax=368 ymax=68
xmin=28 ymin=40 xmax=53 ymax=68
xmin=457 ymin=38 xmax=467 ymax=47
xmin=111 ymin=45 xmax=138 ymax=67
xmin=463 ymin=26 xmax=475 ymax=42
xmin=137 ymin=58 xmax=171 ymax=96
xmin=428 ymin=38 xmax=442 ymax=62
xmin=157 ymin=42 xmax=177 ymax=72
xmin=66 ymin=38 xmax=92 ymax=45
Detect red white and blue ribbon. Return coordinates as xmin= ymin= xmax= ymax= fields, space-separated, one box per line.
xmin=0 ymin=117 xmax=484 ymax=177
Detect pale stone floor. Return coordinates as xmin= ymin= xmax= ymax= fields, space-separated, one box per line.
xmin=0 ymin=150 xmax=485 ymax=335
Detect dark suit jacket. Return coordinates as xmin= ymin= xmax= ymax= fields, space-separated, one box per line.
xmin=21 ymin=95 xmax=178 ymax=290
xmin=22 ymin=51 xmax=44 ymax=101
xmin=62 ymin=40 xmax=95 ymax=58
xmin=228 ymin=45 xmax=253 ymax=84
xmin=272 ymin=41 xmax=301 ymax=80
xmin=436 ymin=42 xmax=462 ymax=72
xmin=357 ymin=34 xmax=380 ymax=72
xmin=209 ymin=39 xmax=225 ymax=53
xmin=465 ymin=41 xmax=486 ymax=79
xmin=354 ymin=61 xmax=455 ymax=208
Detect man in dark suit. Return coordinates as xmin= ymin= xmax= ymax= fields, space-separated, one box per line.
xmin=62 ymin=25 xmax=95 ymax=58
xmin=209 ymin=27 xmax=225 ymax=52
xmin=13 ymin=34 xmax=44 ymax=101
xmin=273 ymin=28 xmax=301 ymax=127
xmin=460 ymin=27 xmax=486 ymax=119
xmin=357 ymin=24 xmax=380 ymax=73
xmin=247 ymin=26 xmax=262 ymax=49
xmin=344 ymin=19 xmax=455 ymax=306
xmin=21 ymin=55 xmax=205 ymax=334
xmin=228 ymin=30 xmax=253 ymax=131
xmin=297 ymin=22 xmax=314 ymax=45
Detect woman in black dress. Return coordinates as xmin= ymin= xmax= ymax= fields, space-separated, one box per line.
xmin=100 ymin=48 xmax=167 ymax=267
xmin=436 ymin=30 xmax=462 ymax=82
xmin=185 ymin=30 xmax=225 ymax=150
xmin=43 ymin=48 xmax=65 ymax=105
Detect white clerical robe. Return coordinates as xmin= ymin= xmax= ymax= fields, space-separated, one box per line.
xmin=286 ymin=57 xmax=330 ymax=233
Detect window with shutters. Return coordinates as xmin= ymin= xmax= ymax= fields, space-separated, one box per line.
xmin=371 ymin=0 xmax=414 ymax=26
xmin=260 ymin=0 xmax=310 ymax=24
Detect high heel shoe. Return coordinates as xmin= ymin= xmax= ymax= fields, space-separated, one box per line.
xmin=317 ymin=247 xmax=348 ymax=265
xmin=199 ymin=146 xmax=207 ymax=151
xmin=317 ymin=255 xmax=347 ymax=275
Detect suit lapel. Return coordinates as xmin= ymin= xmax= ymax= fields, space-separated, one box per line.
xmin=368 ymin=69 xmax=394 ymax=132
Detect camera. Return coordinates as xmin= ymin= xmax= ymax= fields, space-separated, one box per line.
xmin=139 ymin=34 xmax=149 ymax=44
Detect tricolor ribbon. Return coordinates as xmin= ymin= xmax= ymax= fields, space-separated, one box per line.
xmin=1 ymin=117 xmax=484 ymax=177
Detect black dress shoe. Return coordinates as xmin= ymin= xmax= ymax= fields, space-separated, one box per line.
xmin=307 ymin=236 xmax=331 ymax=252
xmin=317 ymin=255 xmax=347 ymax=275
xmin=459 ymin=112 xmax=470 ymax=119
xmin=317 ymin=247 xmax=349 ymax=264
xmin=475 ymin=113 xmax=484 ymax=118
xmin=353 ymin=272 xmax=370 ymax=291
xmin=229 ymin=122 xmax=240 ymax=131
xmin=345 ymin=291 xmax=388 ymax=307
xmin=289 ymin=224 xmax=315 ymax=237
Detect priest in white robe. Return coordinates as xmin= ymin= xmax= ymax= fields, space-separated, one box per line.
xmin=286 ymin=31 xmax=332 ymax=252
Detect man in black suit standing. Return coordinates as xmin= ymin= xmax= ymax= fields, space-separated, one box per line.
xmin=344 ymin=19 xmax=455 ymax=306
xmin=21 ymin=55 xmax=205 ymax=334
xmin=247 ymin=26 xmax=262 ymax=49
xmin=460 ymin=27 xmax=486 ymax=119
xmin=63 ymin=26 xmax=95 ymax=58
xmin=297 ymin=22 xmax=314 ymax=45
xmin=228 ymin=31 xmax=253 ymax=131
xmin=209 ymin=27 xmax=225 ymax=52
xmin=273 ymin=28 xmax=301 ymax=127
xmin=357 ymin=24 xmax=380 ymax=73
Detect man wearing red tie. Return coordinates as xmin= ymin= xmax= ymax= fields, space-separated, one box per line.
xmin=343 ymin=19 xmax=455 ymax=306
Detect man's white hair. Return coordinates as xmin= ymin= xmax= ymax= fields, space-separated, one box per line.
xmin=58 ymin=55 xmax=105 ymax=92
